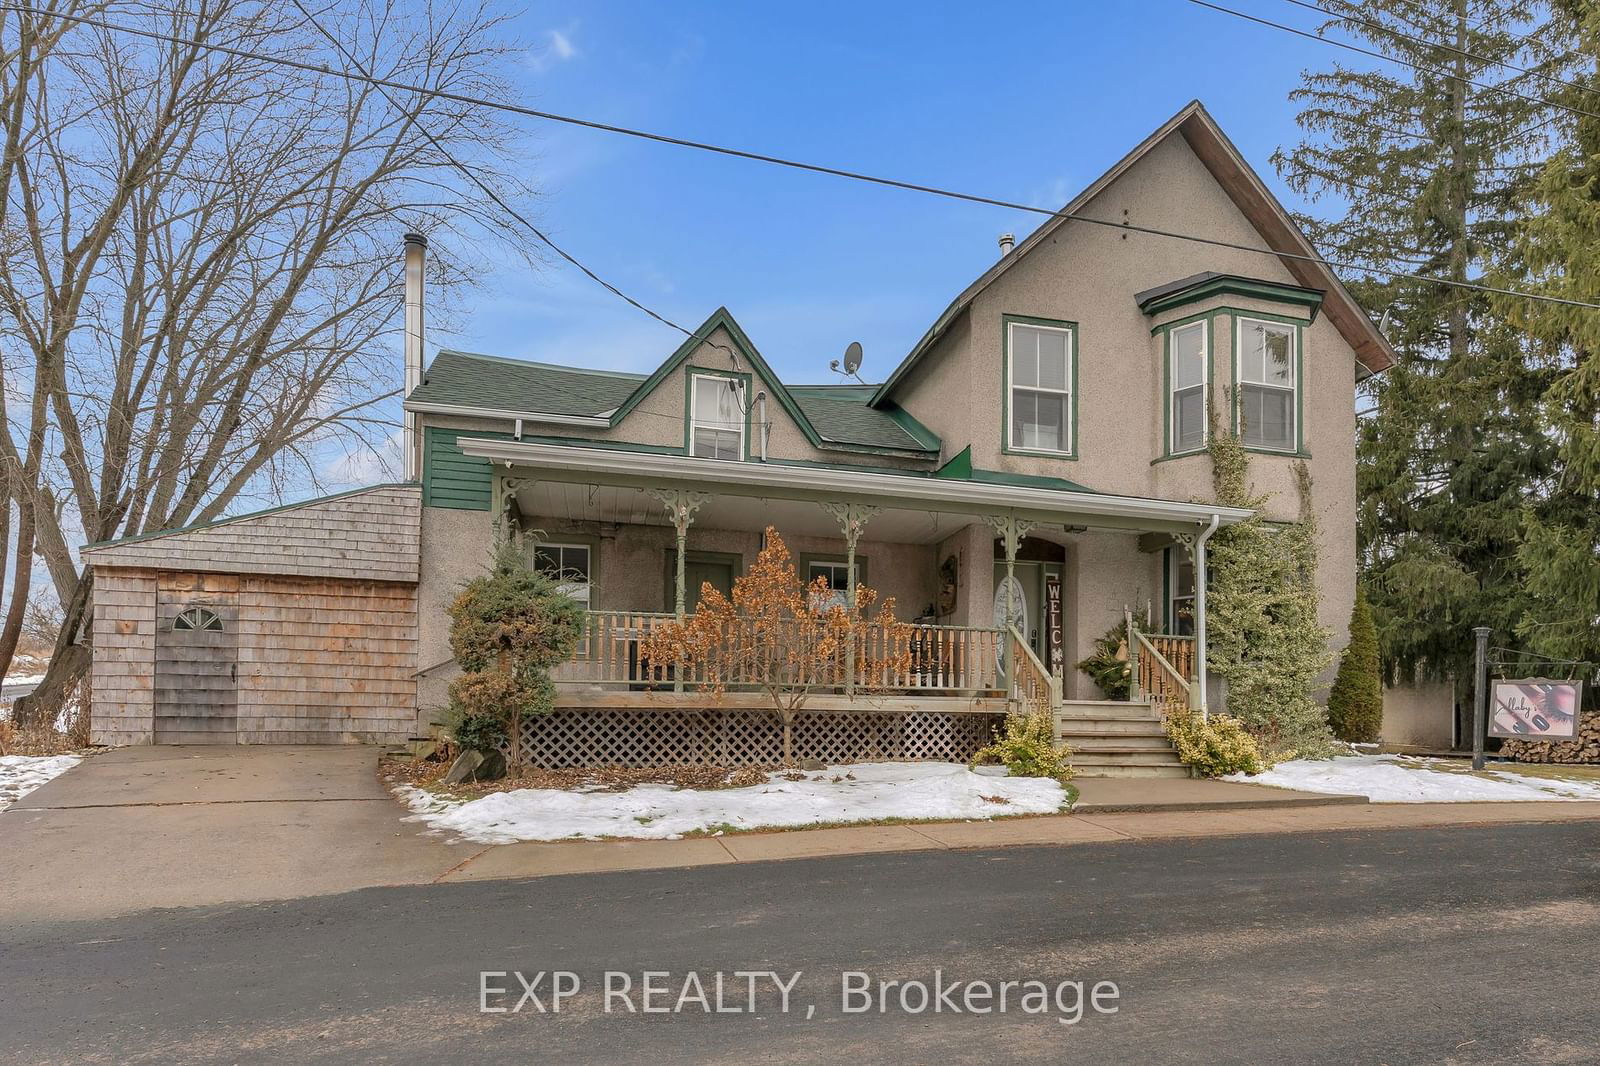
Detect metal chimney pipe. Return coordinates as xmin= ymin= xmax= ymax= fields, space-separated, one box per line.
xmin=997 ymin=233 xmax=1016 ymax=256
xmin=402 ymin=233 xmax=426 ymax=481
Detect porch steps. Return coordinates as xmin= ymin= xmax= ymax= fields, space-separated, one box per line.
xmin=1055 ymin=701 xmax=1189 ymax=779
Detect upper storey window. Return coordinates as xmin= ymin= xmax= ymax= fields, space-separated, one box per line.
xmin=690 ymin=372 xmax=745 ymax=460
xmin=1167 ymin=320 xmax=1208 ymax=455
xmin=1235 ymin=318 xmax=1298 ymax=453
xmin=1006 ymin=317 xmax=1076 ymax=456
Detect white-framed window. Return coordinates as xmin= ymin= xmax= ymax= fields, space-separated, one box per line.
xmin=1168 ymin=320 xmax=1208 ymax=454
xmin=690 ymin=373 xmax=745 ymax=460
xmin=1007 ymin=319 xmax=1074 ymax=454
xmin=807 ymin=560 xmax=859 ymax=610
xmin=1166 ymin=549 xmax=1195 ymax=637
xmin=1235 ymin=318 xmax=1297 ymax=452
xmin=533 ymin=543 xmax=592 ymax=609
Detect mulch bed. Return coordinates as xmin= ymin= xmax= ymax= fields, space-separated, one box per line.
xmin=381 ymin=755 xmax=787 ymax=797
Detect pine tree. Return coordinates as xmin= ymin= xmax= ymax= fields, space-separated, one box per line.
xmin=1274 ymin=1 xmax=1568 ymax=705
xmin=1328 ymin=586 xmax=1384 ymax=742
xmin=1491 ymin=0 xmax=1600 ymax=670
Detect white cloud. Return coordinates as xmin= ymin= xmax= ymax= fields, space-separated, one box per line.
xmin=528 ymin=23 xmax=581 ymax=73
xmin=548 ymin=28 xmax=577 ymax=61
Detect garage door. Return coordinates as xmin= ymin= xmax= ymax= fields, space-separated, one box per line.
xmin=153 ymin=574 xmax=239 ymax=744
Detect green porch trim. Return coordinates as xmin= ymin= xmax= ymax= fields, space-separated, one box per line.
xmin=1138 ymin=274 xmax=1324 ymax=320
xmin=81 ymin=482 xmax=420 ymax=551
xmin=1000 ymin=313 xmax=1080 ymax=461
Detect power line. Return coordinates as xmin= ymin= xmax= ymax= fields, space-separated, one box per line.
xmin=9 ymin=3 xmax=1600 ymax=313
xmin=1277 ymin=0 xmax=1599 ymax=105
xmin=1187 ymin=0 xmax=1600 ymax=125
xmin=282 ymin=0 xmax=694 ymax=339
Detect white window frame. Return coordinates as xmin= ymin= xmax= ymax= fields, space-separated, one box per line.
xmin=806 ymin=559 xmax=858 ymax=611
xmin=1167 ymin=320 xmax=1209 ymax=455
xmin=533 ymin=542 xmax=592 ymax=608
xmin=1234 ymin=317 xmax=1299 ymax=453
xmin=1006 ymin=319 xmax=1075 ymax=456
xmin=689 ymin=372 xmax=746 ymax=461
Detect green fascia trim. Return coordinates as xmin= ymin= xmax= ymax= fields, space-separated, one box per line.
xmin=876 ymin=400 xmax=943 ymax=452
xmin=935 ymin=445 xmax=974 ymax=480
xmin=81 ymin=482 xmax=421 ymax=550
xmin=1157 ymin=315 xmax=1214 ymax=460
xmin=1138 ymin=275 xmax=1324 ymax=320
xmin=1229 ymin=312 xmax=1306 ymax=454
xmin=1000 ymin=313 xmax=1079 ymax=460
xmin=935 ymin=444 xmax=1092 ymax=492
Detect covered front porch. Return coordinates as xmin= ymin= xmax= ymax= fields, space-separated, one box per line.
xmin=457 ymin=438 xmax=1249 ymax=769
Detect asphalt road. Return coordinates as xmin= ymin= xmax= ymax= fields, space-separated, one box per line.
xmin=3 ymin=821 xmax=1599 ymax=1065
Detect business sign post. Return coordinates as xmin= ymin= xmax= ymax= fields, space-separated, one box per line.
xmin=1489 ymin=679 xmax=1583 ymax=740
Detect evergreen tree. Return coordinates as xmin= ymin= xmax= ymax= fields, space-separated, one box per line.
xmin=1328 ymin=586 xmax=1384 ymax=742
xmin=1492 ymin=0 xmax=1600 ymax=670
xmin=1274 ymin=1 xmax=1568 ymax=704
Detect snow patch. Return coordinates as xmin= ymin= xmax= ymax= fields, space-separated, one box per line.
xmin=0 ymin=754 xmax=79 ymax=810
xmin=397 ymin=761 xmax=1069 ymax=844
xmin=1227 ymin=754 xmax=1600 ymax=804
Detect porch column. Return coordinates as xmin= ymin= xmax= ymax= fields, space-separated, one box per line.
xmin=983 ymin=514 xmax=1033 ymax=692
xmin=819 ymin=502 xmax=879 ymax=697
xmin=649 ymin=489 xmax=708 ymax=618
xmin=1175 ymin=515 xmax=1222 ymax=720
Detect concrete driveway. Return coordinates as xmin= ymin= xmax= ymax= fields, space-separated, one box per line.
xmin=0 ymin=746 xmax=468 ymax=925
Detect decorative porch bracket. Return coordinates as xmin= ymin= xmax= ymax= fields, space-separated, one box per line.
xmin=649 ymin=489 xmax=708 ymax=618
xmin=819 ymin=502 xmax=879 ymax=697
xmin=493 ymin=476 xmax=530 ymax=546
xmin=983 ymin=514 xmax=1033 ymax=700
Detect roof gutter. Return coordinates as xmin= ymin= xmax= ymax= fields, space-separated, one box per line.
xmin=456 ymin=438 xmax=1254 ymax=531
xmin=403 ymin=400 xmax=610 ymax=429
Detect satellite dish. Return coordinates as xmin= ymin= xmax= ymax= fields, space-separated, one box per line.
xmin=842 ymin=341 xmax=863 ymax=377
xmin=1378 ymin=307 xmax=1393 ymax=338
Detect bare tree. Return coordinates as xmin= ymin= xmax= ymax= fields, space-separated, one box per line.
xmin=0 ymin=0 xmax=535 ymax=722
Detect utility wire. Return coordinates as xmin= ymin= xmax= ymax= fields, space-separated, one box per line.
xmin=1278 ymin=0 xmax=1599 ymax=104
xmin=10 ymin=3 xmax=1600 ymax=313
xmin=1187 ymin=0 xmax=1600 ymax=125
xmin=282 ymin=0 xmax=694 ymax=339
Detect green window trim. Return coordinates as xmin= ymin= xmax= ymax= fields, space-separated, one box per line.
xmin=683 ymin=366 xmax=755 ymax=461
xmin=1231 ymin=312 xmax=1306 ymax=456
xmin=663 ymin=549 xmax=744 ymax=612
xmin=1158 ymin=315 xmax=1213 ymax=460
xmin=1001 ymin=313 xmax=1079 ymax=460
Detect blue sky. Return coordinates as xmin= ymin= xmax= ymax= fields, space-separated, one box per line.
xmin=428 ymin=0 xmax=1343 ymax=389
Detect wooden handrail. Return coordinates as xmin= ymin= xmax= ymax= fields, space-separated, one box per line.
xmin=1133 ymin=630 xmax=1191 ymax=707
xmin=1007 ymin=625 xmax=1061 ymax=718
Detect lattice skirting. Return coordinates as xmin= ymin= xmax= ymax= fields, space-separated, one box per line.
xmin=505 ymin=708 xmax=1006 ymax=768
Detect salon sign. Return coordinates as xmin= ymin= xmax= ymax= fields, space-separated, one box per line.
xmin=1489 ymin=679 xmax=1583 ymax=740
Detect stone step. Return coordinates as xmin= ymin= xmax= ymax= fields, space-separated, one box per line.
xmin=1072 ymin=763 xmax=1192 ymax=779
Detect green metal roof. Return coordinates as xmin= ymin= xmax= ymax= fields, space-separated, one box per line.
xmin=409 ymin=350 xmax=644 ymax=417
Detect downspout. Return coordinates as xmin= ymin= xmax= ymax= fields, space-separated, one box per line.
xmin=1193 ymin=513 xmax=1221 ymax=720
xmin=755 ymin=391 xmax=769 ymax=461
xmin=402 ymin=233 xmax=427 ymax=481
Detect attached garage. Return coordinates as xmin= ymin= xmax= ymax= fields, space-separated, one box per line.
xmin=84 ymin=485 xmax=421 ymax=746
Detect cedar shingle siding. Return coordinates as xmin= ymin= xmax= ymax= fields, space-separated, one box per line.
xmin=84 ymin=485 xmax=421 ymax=745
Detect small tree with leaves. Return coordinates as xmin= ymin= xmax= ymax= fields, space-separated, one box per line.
xmin=641 ymin=528 xmax=912 ymax=763
xmin=446 ymin=544 xmax=585 ymax=764
xmin=1328 ymin=586 xmax=1383 ymax=743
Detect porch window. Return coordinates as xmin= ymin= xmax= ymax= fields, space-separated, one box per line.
xmin=533 ymin=543 xmax=591 ymax=609
xmin=1166 ymin=548 xmax=1195 ymax=636
xmin=1007 ymin=319 xmax=1074 ymax=454
xmin=806 ymin=559 xmax=862 ymax=610
xmin=1236 ymin=318 xmax=1297 ymax=452
xmin=1167 ymin=320 xmax=1208 ymax=454
xmin=690 ymin=373 xmax=745 ymax=460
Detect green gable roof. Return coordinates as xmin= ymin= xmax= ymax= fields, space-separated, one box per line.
xmin=789 ymin=386 xmax=939 ymax=454
xmin=408 ymin=350 xmax=644 ymax=418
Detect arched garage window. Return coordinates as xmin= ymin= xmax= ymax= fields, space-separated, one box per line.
xmin=173 ymin=606 xmax=223 ymax=632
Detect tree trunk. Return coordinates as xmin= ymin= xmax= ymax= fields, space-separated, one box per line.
xmin=10 ymin=568 xmax=89 ymax=729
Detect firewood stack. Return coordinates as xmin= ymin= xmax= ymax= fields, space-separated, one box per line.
xmin=1499 ymin=713 xmax=1600 ymax=764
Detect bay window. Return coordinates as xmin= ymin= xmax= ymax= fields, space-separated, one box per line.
xmin=1167 ymin=320 xmax=1208 ymax=454
xmin=1235 ymin=318 xmax=1298 ymax=452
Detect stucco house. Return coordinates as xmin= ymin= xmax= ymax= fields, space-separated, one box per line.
xmin=81 ymin=101 xmax=1393 ymax=774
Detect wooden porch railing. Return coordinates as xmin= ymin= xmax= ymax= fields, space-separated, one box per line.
xmin=1006 ymin=626 xmax=1062 ymax=718
xmin=1132 ymin=631 xmax=1193 ymax=707
xmin=553 ymin=609 xmax=1005 ymax=695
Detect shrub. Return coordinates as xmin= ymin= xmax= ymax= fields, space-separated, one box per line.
xmin=1076 ymin=618 xmax=1135 ymax=701
xmin=450 ymin=709 xmax=510 ymax=754
xmin=1163 ymin=703 xmax=1264 ymax=777
xmin=1327 ymin=586 xmax=1383 ymax=743
xmin=973 ymin=711 xmax=1073 ymax=779
xmin=446 ymin=543 xmax=585 ymax=765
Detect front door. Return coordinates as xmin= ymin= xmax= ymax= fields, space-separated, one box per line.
xmin=153 ymin=573 xmax=240 ymax=744
xmin=666 ymin=550 xmax=739 ymax=611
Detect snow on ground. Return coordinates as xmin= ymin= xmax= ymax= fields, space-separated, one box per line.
xmin=1228 ymin=754 xmax=1600 ymax=804
xmin=0 ymin=754 xmax=79 ymax=811
xmin=398 ymin=761 xmax=1069 ymax=844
